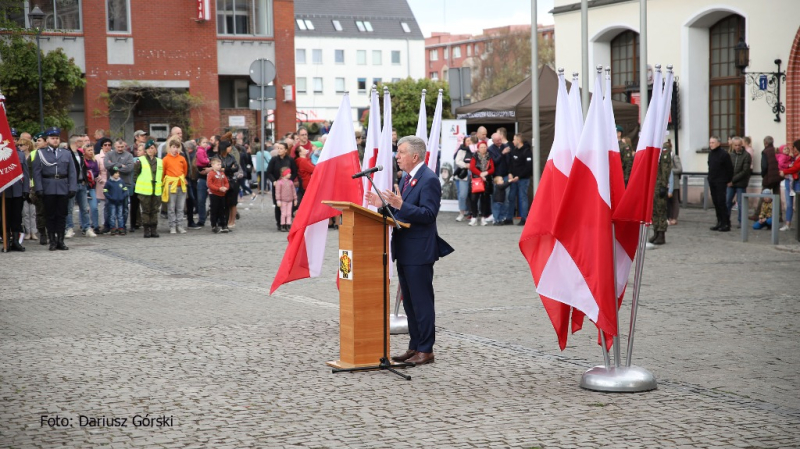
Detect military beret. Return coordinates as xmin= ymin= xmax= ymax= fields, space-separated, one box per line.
xmin=33 ymin=132 xmax=45 ymax=141
xmin=615 ymin=125 xmax=623 ymax=133
xmin=44 ymin=127 xmax=61 ymax=137
xmin=10 ymin=128 xmax=19 ymax=138
xmin=145 ymin=139 xmax=156 ymax=148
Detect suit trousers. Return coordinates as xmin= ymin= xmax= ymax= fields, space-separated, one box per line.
xmin=42 ymin=194 xmax=68 ymax=235
xmin=2 ymin=196 xmax=24 ymax=233
xmin=397 ymin=263 xmax=436 ymax=353
xmin=709 ymin=182 xmax=729 ymax=226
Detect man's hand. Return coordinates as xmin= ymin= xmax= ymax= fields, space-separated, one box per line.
xmin=365 ymin=191 xmax=382 ymax=208
xmin=727 ymin=182 xmax=733 ymax=187
xmin=67 ymin=191 xmax=76 ymax=199
xmin=382 ymin=187 xmax=403 ymax=209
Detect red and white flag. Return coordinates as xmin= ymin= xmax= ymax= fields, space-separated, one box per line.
xmin=415 ymin=90 xmax=427 ymax=144
xmin=0 ymin=94 xmax=23 ymax=194
xmin=270 ymin=94 xmax=363 ymax=294
xmin=519 ymin=70 xmax=584 ymax=350
xmin=361 ymin=87 xmax=381 ymax=208
xmin=545 ymin=71 xmax=618 ymax=338
xmin=568 ymin=73 xmax=584 ymax=140
xmin=612 ymin=68 xmax=668 ymax=225
xmin=425 ymin=89 xmax=443 ymax=171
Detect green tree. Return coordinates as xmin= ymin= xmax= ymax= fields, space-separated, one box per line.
xmin=99 ymin=84 xmax=206 ymax=139
xmin=363 ymin=77 xmax=453 ymax=138
xmin=0 ymin=35 xmax=85 ymax=133
xmin=471 ymin=29 xmax=555 ymax=102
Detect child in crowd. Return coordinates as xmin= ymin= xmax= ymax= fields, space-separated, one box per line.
xmin=492 ymin=176 xmax=510 ymax=205
xmin=753 ymin=189 xmax=774 ymax=230
xmin=162 ymin=138 xmax=189 ymax=234
xmin=206 ymin=157 xmax=229 ymax=234
xmin=274 ymin=168 xmax=297 ymax=232
xmin=103 ymin=167 xmax=128 ymax=235
xmin=776 ymin=144 xmax=795 ymax=230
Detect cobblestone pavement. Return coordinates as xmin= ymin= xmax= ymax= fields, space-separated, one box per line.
xmin=1 ymin=199 xmax=799 ymax=448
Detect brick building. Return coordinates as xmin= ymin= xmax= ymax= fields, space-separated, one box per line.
xmin=8 ymin=0 xmax=296 ymax=143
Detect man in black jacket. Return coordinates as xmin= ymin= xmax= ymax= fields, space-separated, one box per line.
xmin=265 ymin=142 xmax=297 ymax=230
xmin=507 ymin=133 xmax=533 ymax=225
xmin=726 ymin=136 xmax=752 ymax=228
xmin=707 ymin=136 xmax=734 ymax=231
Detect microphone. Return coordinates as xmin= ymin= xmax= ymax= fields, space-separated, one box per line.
xmin=351 ymin=165 xmax=383 ymax=179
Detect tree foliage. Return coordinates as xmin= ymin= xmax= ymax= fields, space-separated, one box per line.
xmin=471 ymin=30 xmax=555 ymax=102
xmin=0 ymin=35 xmax=85 ymax=133
xmin=98 ymin=84 xmax=206 ymax=139
xmin=362 ymin=77 xmax=453 ymax=138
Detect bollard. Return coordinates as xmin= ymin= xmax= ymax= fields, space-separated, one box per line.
xmin=741 ymin=193 xmax=779 ymax=245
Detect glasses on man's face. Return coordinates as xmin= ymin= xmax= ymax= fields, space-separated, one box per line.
xmin=103 ymin=143 xmax=112 ymax=146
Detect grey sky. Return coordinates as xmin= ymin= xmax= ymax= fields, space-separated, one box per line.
xmin=406 ymin=0 xmax=555 ymax=38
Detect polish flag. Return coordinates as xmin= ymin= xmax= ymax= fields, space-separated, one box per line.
xmin=0 ymin=94 xmax=23 ymax=193
xmin=270 ymin=94 xmax=364 ymax=294
xmin=425 ymin=89 xmax=443 ymax=171
xmin=612 ymin=68 xmax=670 ymax=225
xmin=545 ymin=71 xmax=618 ymax=337
xmin=373 ymin=87 xmax=395 ymax=207
xmin=415 ymin=89 xmax=427 ymax=144
xmin=568 ymin=73 xmax=584 ymax=138
xmin=519 ymin=70 xmax=584 ymax=350
xmin=361 ymin=87 xmax=381 ymax=208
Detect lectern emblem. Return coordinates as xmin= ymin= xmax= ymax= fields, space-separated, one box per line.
xmin=339 ymin=250 xmax=352 ymax=280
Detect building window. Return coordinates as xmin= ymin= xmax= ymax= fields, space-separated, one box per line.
xmin=107 ymin=0 xmax=129 ymax=33
xmin=391 ymin=50 xmax=401 ymax=65
xmin=296 ymin=18 xmax=306 ymax=30
xmin=610 ymin=30 xmax=639 ymax=102
xmin=304 ymin=19 xmax=314 ymax=30
xmin=332 ymin=19 xmax=342 ymax=31
xmin=430 ymin=72 xmax=438 ymax=80
xmin=355 ymin=20 xmax=365 ymax=32
xmin=296 ymin=77 xmax=307 ymax=94
xmin=363 ymin=21 xmax=373 ymax=32
xmin=296 ymin=49 xmax=306 ymax=64
xmin=429 ymin=49 xmax=438 ymax=61
xmin=467 ymin=45 xmax=471 ymax=56
xmin=312 ymin=49 xmax=322 ymax=64
xmin=335 ymin=78 xmax=345 ymax=93
xmin=357 ymin=50 xmax=366 ymax=65
xmin=217 ymin=0 xmax=273 ymax=36
xmin=219 ymin=79 xmax=250 ymax=109
xmin=313 ymin=77 xmax=323 ymax=94
xmin=25 ymin=0 xmax=82 ymax=30
xmin=401 ymin=22 xmax=411 ymax=33
xmin=443 ymin=69 xmax=448 ymax=81
xmin=335 ymin=49 xmax=344 ymax=64
xmin=710 ymin=14 xmax=746 ymax=144
xmin=453 ymin=46 xmax=461 ymax=58
xmin=373 ymin=78 xmax=382 ymax=86
xmin=357 ymin=78 xmax=367 ymax=94
xmin=372 ymin=50 xmax=382 ymax=65
xmin=444 ymin=47 xmax=449 ymax=59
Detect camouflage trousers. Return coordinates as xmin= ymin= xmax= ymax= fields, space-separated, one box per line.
xmin=652 ymin=191 xmax=668 ymax=232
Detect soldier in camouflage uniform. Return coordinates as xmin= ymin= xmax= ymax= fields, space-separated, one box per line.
xmin=618 ymin=126 xmax=634 ymax=186
xmin=649 ymin=141 xmax=673 ymax=245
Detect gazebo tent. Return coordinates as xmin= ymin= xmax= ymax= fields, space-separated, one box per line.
xmin=456 ymin=65 xmax=640 ymax=172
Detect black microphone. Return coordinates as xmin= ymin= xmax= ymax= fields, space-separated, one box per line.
xmin=351 ymin=165 xmax=383 ymax=179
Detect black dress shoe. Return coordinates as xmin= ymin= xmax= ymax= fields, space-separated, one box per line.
xmin=406 ymin=352 xmax=434 ymax=366
xmin=517 ymin=219 xmax=526 ymax=226
xmin=492 ymin=221 xmax=505 ymax=226
xmin=391 ymin=350 xmax=417 ymax=362
xmin=710 ymin=223 xmax=721 ymax=231
xmin=503 ymin=219 xmax=514 ymax=225
xmin=718 ymin=225 xmax=731 ymax=232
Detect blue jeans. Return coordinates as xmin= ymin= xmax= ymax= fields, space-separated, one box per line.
xmin=726 ymin=186 xmax=745 ymax=224
xmin=507 ymin=177 xmax=530 ymax=220
xmin=196 ymin=177 xmax=208 ymax=225
xmin=492 ymin=175 xmax=508 ymax=222
xmin=753 ymin=217 xmax=772 ymax=229
xmin=785 ymin=179 xmax=795 ymax=224
xmin=66 ymin=184 xmax=89 ymax=231
xmin=108 ymin=201 xmax=124 ymax=229
xmin=455 ymin=178 xmax=470 ymax=212
xmin=86 ymin=188 xmax=98 ymax=229
xmin=122 ymin=186 xmax=130 ymax=228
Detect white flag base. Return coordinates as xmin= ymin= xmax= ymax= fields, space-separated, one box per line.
xmin=390 ymin=314 xmax=408 ymax=334
xmin=645 ymin=242 xmax=658 ymax=250
xmin=580 ymin=365 xmax=657 ymax=393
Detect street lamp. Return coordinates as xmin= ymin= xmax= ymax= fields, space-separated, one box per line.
xmin=28 ymin=5 xmax=45 ymax=132
xmin=735 ymin=37 xmax=787 ymax=123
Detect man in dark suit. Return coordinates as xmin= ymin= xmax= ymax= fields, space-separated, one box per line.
xmin=365 ymin=136 xmax=453 ymax=366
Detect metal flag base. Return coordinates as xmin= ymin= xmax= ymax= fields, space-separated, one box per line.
xmin=580 ymin=365 xmax=657 ymax=393
xmin=645 ymin=242 xmax=658 ymax=250
xmin=390 ymin=314 xmax=408 ymax=334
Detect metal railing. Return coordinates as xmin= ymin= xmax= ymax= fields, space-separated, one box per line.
xmin=740 ymin=193 xmax=781 ymax=245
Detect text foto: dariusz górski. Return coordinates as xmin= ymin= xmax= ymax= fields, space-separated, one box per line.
xmin=41 ymin=414 xmax=174 ymax=428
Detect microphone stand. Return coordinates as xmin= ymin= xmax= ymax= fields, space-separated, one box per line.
xmin=332 ymin=173 xmax=411 ymax=380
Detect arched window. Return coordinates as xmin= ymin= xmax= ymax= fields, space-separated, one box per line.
xmin=709 ymin=15 xmax=745 ymax=145
xmin=610 ymin=30 xmax=639 ymax=102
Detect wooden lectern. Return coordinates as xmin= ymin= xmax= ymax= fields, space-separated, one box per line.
xmin=322 ymin=201 xmax=408 ymax=369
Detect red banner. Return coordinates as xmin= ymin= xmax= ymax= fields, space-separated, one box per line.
xmin=0 ymin=96 xmax=23 ymax=194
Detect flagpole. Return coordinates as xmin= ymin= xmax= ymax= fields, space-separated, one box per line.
xmin=580 ymin=0 xmax=589 ymax=118
xmin=1 ymin=191 xmax=7 ymax=253
xmin=639 ymin=0 xmax=648 ymax=124
xmin=531 ymin=0 xmax=541 ymax=194
xmin=626 ymin=222 xmax=649 ymax=366
xmin=611 ymin=224 xmax=621 ymax=367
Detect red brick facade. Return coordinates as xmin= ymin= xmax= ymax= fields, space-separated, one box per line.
xmin=787 ymin=26 xmax=800 ymax=145
xmin=79 ymin=0 xmax=294 ymax=141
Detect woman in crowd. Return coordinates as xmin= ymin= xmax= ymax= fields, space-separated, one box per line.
xmin=195 ymin=137 xmax=211 ymax=228
xmin=16 ymin=138 xmax=37 ymax=240
xmin=239 ymin=144 xmax=256 ymax=201
xmin=218 ymin=140 xmax=240 ymax=229
xmin=83 ymin=143 xmax=100 ymax=234
xmin=453 ymin=135 xmax=473 ymax=222
xmin=778 ymin=141 xmax=800 ymax=231
xmin=294 ymin=145 xmax=315 ymax=207
xmin=469 ymin=141 xmax=494 ymax=226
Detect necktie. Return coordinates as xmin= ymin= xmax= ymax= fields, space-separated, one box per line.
xmin=402 ymin=174 xmax=411 ymax=193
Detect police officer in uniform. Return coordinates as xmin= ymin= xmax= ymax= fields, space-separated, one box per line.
xmin=2 ymin=139 xmax=29 ymax=252
xmin=29 ymin=132 xmax=49 ymax=245
xmin=649 ymin=142 xmax=673 ymax=245
xmin=32 ymin=127 xmax=77 ymax=250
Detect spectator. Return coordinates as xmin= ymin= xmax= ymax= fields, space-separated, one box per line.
xmin=274 ymin=168 xmax=297 ymax=232
xmin=726 ymin=136 xmax=752 ymax=228
xmin=255 ymin=139 xmax=272 ymax=194
xmin=487 ymin=133 xmax=511 ymax=225
xmin=103 ymin=167 xmax=128 ymax=235
xmin=265 ymin=142 xmax=297 ymax=231
xmin=507 ymin=133 xmax=533 ymax=226
xmin=158 ymin=127 xmax=183 ymax=158
xmin=468 ymin=141 xmax=494 ymax=226
xmin=195 ymin=137 xmax=212 ymax=228
xmin=82 ymin=144 xmax=100 ymax=235
xmin=206 ymin=157 xmax=229 ymax=234
xmin=752 ymin=189 xmax=774 ymax=230
xmin=218 ymin=140 xmax=240 ymax=229
xmin=104 ymin=139 xmax=135 ymax=232
xmin=707 ymin=136 xmax=733 ymax=232
xmin=239 ymin=143 xmax=255 ymax=201
xmin=778 ymin=141 xmax=800 ymax=231
xmin=64 ymin=135 xmax=91 ymax=238
xmin=752 ymin=136 xmax=783 ymax=221
xmin=17 ymin=138 xmax=37 ymax=240
xmin=667 ymin=140 xmax=682 ymax=226
xmin=94 ymin=137 xmax=113 ymax=234
xmin=162 ymin=138 xmax=189 ymax=234
xmin=292 ymin=126 xmax=313 ymax=159
xmin=295 ymin=145 xmax=315 ymax=206
xmin=743 ymin=136 xmax=755 ymax=170
xmin=183 ymin=139 xmax=200 ymax=229
xmin=453 ymin=135 xmax=473 ymax=222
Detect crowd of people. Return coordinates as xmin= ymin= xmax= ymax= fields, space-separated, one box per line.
xmin=0 ymin=124 xmax=337 ymax=252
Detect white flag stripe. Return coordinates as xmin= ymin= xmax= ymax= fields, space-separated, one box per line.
xmin=362 ymin=88 xmax=382 ymax=206
xmin=536 ymin=241 xmax=599 ymax=321
xmin=416 ymin=90 xmax=427 ymax=144
xmin=604 ymin=72 xmax=618 ymax=153
xmin=574 ymin=72 xmax=611 ymax=208
xmin=550 ymin=72 xmax=575 ymax=176
xmin=426 ymin=90 xmax=443 ymax=173
xmin=568 ymin=74 xmax=584 ymax=144
xmin=305 ymin=220 xmax=329 ymax=277
xmin=635 ymin=69 xmax=662 ymax=152
xmin=655 ymin=69 xmax=674 ymax=148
